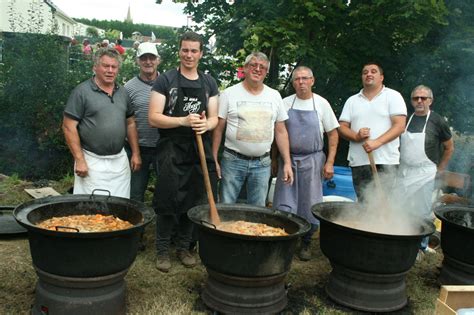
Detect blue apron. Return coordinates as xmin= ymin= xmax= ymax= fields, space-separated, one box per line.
xmin=273 ymin=95 xmax=325 ymax=225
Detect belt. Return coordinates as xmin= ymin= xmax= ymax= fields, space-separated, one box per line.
xmin=224 ymin=147 xmax=269 ymax=160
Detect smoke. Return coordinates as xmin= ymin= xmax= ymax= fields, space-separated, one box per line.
xmin=333 ymin=169 xmax=428 ymax=236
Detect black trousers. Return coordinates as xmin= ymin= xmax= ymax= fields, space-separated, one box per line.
xmin=155 ymin=213 xmax=193 ymax=255
xmin=351 ymin=164 xmax=398 ymax=202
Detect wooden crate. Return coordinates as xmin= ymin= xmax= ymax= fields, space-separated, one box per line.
xmin=435 ymin=285 xmax=474 ymax=315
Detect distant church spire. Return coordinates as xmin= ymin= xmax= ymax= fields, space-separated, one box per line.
xmin=125 ymin=3 xmax=133 ymax=23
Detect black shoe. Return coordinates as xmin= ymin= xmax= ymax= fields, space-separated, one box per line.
xmin=298 ymin=243 xmax=311 ymax=261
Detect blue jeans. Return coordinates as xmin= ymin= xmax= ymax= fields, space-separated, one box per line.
xmin=126 ymin=145 xmax=158 ymax=202
xmin=220 ymin=149 xmax=271 ymax=206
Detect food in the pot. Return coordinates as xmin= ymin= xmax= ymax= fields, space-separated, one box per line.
xmin=217 ymin=220 xmax=288 ymax=236
xmin=36 ymin=214 xmax=134 ymax=232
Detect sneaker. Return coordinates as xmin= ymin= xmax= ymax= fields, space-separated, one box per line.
xmin=416 ymin=249 xmax=424 ymax=262
xmin=177 ymin=250 xmax=197 ymax=268
xmin=298 ymin=243 xmax=312 ymax=261
xmin=155 ymin=255 xmax=171 ymax=272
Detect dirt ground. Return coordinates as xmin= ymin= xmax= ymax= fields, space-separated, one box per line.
xmin=0 ymin=175 xmax=444 ymax=314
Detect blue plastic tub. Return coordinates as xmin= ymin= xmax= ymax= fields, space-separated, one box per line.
xmin=323 ymin=166 xmax=357 ymax=201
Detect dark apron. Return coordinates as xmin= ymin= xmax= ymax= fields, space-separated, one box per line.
xmin=273 ymin=95 xmax=324 ymax=225
xmin=153 ymin=70 xmax=216 ymax=215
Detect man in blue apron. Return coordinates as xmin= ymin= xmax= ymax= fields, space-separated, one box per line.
xmin=149 ymin=32 xmax=219 ymax=272
xmin=273 ymin=66 xmax=339 ymax=261
xmin=397 ymin=85 xmax=453 ymax=255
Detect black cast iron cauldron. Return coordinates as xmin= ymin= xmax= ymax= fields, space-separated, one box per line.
xmin=434 ymin=204 xmax=474 ymax=284
xmin=188 ymin=203 xmax=310 ymax=277
xmin=14 ymin=193 xmax=155 ymax=277
xmin=312 ymin=202 xmax=435 ymax=312
xmin=188 ymin=203 xmax=310 ymax=314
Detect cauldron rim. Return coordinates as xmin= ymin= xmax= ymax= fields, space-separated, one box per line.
xmin=312 ymin=201 xmax=435 ymax=239
xmin=188 ymin=203 xmax=311 ymax=240
xmin=13 ymin=194 xmax=155 ymax=238
xmin=434 ymin=204 xmax=474 ymax=232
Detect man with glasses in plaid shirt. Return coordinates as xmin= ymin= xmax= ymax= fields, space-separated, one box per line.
xmin=212 ymin=52 xmax=293 ymax=206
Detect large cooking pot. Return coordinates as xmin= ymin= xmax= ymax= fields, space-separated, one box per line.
xmin=312 ymin=202 xmax=435 ymax=312
xmin=188 ymin=203 xmax=310 ymax=277
xmin=434 ymin=204 xmax=474 ymax=265
xmin=1 ymin=205 xmax=27 ymax=235
xmin=312 ymin=202 xmax=435 ymax=274
xmin=14 ymin=193 xmax=155 ymax=277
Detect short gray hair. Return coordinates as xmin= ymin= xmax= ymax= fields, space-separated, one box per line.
xmin=244 ymin=52 xmax=270 ymax=69
xmin=411 ymin=85 xmax=433 ymax=99
xmin=93 ymin=48 xmax=122 ymax=67
xmin=291 ymin=66 xmax=314 ymax=81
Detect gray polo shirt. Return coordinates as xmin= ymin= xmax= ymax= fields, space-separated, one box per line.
xmin=64 ymin=78 xmax=134 ymax=155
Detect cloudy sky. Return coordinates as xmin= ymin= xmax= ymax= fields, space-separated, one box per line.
xmin=51 ymin=0 xmax=189 ymax=28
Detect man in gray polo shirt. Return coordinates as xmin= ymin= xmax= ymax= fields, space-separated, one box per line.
xmin=62 ymin=48 xmax=141 ymax=198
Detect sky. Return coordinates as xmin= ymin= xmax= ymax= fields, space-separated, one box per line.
xmin=51 ymin=0 xmax=189 ymax=28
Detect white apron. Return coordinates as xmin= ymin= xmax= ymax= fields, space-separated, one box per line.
xmin=73 ymin=148 xmax=131 ymax=198
xmin=398 ymin=111 xmax=436 ymax=220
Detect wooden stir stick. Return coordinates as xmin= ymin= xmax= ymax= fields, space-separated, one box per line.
xmin=195 ymin=133 xmax=221 ymax=225
xmin=367 ymin=151 xmax=382 ymax=189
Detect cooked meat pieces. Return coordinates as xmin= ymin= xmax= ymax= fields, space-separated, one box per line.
xmin=36 ymin=214 xmax=134 ymax=232
xmin=217 ymin=220 xmax=288 ymax=236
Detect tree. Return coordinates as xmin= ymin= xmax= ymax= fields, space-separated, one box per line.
xmin=86 ymin=26 xmax=99 ymax=37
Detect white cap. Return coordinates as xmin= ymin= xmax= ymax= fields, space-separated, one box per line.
xmin=137 ymin=42 xmax=159 ymax=58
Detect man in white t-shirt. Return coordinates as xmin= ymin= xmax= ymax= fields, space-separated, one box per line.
xmin=212 ymin=52 xmax=293 ymax=206
xmin=338 ymin=62 xmax=407 ymax=200
xmin=273 ymin=66 xmax=339 ymax=260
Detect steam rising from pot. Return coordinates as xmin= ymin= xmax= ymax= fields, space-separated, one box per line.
xmin=332 ymin=169 xmax=427 ymax=235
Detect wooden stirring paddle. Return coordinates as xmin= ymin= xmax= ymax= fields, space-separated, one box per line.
xmin=367 ymin=151 xmax=381 ymax=188
xmin=195 ymin=133 xmax=221 ymax=225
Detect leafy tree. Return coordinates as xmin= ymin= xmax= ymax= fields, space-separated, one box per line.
xmin=86 ymin=26 xmax=99 ymax=37
xmin=105 ymin=29 xmax=121 ymax=41
xmin=75 ymin=18 xmax=177 ymax=41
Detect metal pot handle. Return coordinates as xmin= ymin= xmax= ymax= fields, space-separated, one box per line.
xmin=90 ymin=189 xmax=111 ymax=200
xmin=200 ymin=220 xmax=217 ymax=229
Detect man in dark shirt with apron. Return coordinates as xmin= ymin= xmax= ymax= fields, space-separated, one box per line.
xmin=149 ymin=32 xmax=219 ymax=272
xmin=397 ymin=85 xmax=454 ymax=256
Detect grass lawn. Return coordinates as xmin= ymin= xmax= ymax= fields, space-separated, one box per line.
xmin=0 ymin=175 xmax=443 ymax=314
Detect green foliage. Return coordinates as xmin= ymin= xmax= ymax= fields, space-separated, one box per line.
xmin=184 ymin=0 xmax=472 ymax=136
xmin=105 ymin=29 xmax=121 ymax=41
xmin=74 ymin=18 xmax=177 ymax=41
xmin=86 ymin=26 xmax=99 ymax=38
xmin=0 ymin=32 xmax=75 ymax=179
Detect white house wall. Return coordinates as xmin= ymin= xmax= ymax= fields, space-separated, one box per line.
xmin=0 ymin=0 xmax=55 ymax=34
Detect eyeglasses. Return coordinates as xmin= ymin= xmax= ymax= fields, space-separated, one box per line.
xmin=247 ymin=63 xmax=268 ymax=71
xmin=411 ymin=96 xmax=431 ymax=101
xmin=293 ymin=76 xmax=313 ymax=82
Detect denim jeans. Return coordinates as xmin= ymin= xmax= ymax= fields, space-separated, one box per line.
xmin=220 ymin=149 xmax=271 ymax=206
xmin=126 ymin=145 xmax=158 ymax=202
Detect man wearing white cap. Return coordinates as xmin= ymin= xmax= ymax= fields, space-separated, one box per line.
xmin=125 ymin=43 xmax=161 ymax=202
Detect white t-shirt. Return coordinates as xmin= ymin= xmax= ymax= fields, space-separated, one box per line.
xmin=283 ymin=93 xmax=339 ymax=141
xmin=219 ymin=82 xmax=288 ymax=157
xmin=339 ymin=86 xmax=407 ymax=167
